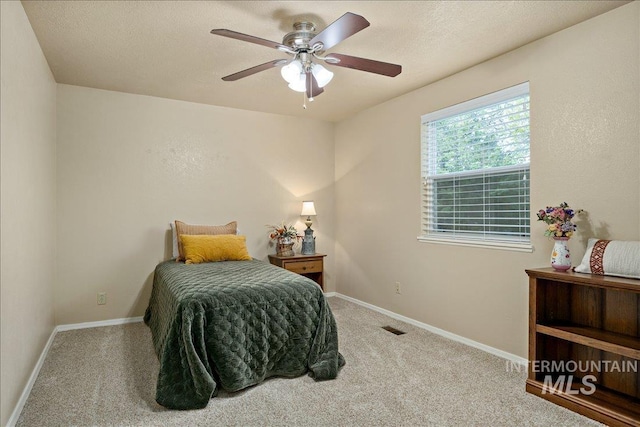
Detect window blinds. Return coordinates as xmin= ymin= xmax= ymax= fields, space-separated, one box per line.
xmin=421 ymin=83 xmax=530 ymax=244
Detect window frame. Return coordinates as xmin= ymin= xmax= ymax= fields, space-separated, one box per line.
xmin=417 ymin=82 xmax=533 ymax=252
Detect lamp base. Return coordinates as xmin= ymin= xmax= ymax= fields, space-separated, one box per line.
xmin=301 ymin=227 xmax=315 ymax=255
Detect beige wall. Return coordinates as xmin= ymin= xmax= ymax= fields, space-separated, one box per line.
xmin=0 ymin=1 xmax=57 ymax=424
xmin=56 ymin=85 xmax=335 ymax=324
xmin=334 ymin=2 xmax=639 ymax=358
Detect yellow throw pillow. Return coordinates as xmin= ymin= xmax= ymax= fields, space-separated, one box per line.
xmin=180 ymin=234 xmax=251 ymax=264
xmin=175 ymin=220 xmax=237 ymax=261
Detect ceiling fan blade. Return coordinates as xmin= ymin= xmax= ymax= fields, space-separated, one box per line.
xmin=222 ymin=59 xmax=287 ymax=81
xmin=309 ymin=12 xmax=370 ymax=51
xmin=305 ymin=71 xmax=324 ymax=99
xmin=325 ymin=53 xmax=402 ymax=77
xmin=211 ymin=29 xmax=292 ymax=52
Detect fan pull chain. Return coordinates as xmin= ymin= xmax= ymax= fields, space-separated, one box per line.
xmin=303 ymin=91 xmax=307 ymax=109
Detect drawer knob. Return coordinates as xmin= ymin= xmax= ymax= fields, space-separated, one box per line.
xmin=302 ymin=266 xmax=307 ymax=270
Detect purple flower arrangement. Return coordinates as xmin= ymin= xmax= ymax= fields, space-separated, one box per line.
xmin=536 ymin=202 xmax=583 ymax=238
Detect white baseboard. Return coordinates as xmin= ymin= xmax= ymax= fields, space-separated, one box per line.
xmin=334 ymin=293 xmax=528 ymax=367
xmin=6 ymin=327 xmax=56 ymax=427
xmin=56 ymin=316 xmax=143 ymax=332
xmin=7 ymin=316 xmax=144 ymax=426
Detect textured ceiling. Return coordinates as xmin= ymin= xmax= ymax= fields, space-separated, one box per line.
xmin=21 ymin=1 xmax=628 ymax=122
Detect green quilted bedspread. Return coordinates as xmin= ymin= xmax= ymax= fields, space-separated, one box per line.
xmin=144 ymin=259 xmax=344 ymax=409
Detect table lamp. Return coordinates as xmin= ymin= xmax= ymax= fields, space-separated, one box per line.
xmin=301 ymin=201 xmax=316 ymax=255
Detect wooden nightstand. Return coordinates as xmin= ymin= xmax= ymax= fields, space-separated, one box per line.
xmin=268 ymin=253 xmax=326 ymax=290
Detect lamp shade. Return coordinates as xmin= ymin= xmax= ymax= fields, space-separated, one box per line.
xmin=301 ymin=201 xmax=316 ymax=216
xmin=281 ymin=60 xmax=306 ymax=92
xmin=280 ymin=60 xmax=303 ymax=84
xmin=311 ymin=63 xmax=334 ymax=88
xmin=288 ymin=77 xmax=306 ymax=92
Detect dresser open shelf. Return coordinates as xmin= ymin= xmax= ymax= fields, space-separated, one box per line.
xmin=525 ymin=268 xmax=640 ymax=426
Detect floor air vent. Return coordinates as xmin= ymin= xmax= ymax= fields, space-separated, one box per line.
xmin=382 ymin=325 xmax=406 ymax=335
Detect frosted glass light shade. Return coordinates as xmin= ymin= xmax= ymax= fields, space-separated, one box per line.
xmin=301 ymin=201 xmax=316 ymax=216
xmin=280 ymin=60 xmax=303 ymax=84
xmin=288 ymin=76 xmax=306 ymax=92
xmin=311 ymin=63 xmax=334 ymax=88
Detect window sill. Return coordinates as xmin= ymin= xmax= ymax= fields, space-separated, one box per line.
xmin=417 ymin=236 xmax=534 ymax=253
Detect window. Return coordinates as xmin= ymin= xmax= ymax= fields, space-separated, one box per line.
xmin=419 ymin=83 xmax=531 ymax=251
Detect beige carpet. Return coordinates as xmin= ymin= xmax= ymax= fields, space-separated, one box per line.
xmin=16 ymin=297 xmax=600 ymax=426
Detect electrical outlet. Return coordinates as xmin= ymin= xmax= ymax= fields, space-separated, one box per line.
xmin=97 ymin=292 xmax=107 ymax=305
xmin=395 ymin=282 xmax=401 ymax=294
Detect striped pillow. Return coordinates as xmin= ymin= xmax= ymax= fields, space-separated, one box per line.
xmin=175 ymin=220 xmax=237 ymax=261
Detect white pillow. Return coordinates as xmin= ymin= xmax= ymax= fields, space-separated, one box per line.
xmin=170 ymin=222 xmax=179 ymax=259
xmin=169 ymin=222 xmax=240 ymax=259
xmin=574 ymin=238 xmax=640 ymax=279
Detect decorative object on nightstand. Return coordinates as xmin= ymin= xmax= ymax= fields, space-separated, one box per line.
xmin=267 ymin=221 xmax=300 ymax=256
xmin=536 ymin=202 xmax=583 ymax=271
xmin=300 ymin=201 xmax=317 ymax=255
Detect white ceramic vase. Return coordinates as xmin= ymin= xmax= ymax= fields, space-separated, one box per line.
xmin=551 ymin=237 xmax=571 ymax=271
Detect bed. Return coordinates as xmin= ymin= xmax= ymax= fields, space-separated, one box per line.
xmin=144 ymin=258 xmax=344 ymax=409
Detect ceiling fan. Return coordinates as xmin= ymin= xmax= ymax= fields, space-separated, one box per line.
xmin=210 ymin=12 xmax=402 ymax=105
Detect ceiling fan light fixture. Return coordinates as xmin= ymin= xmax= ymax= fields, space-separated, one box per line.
xmin=311 ymin=63 xmax=334 ymax=88
xmin=282 ymin=60 xmax=333 ymax=93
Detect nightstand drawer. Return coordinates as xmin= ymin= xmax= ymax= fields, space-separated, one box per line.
xmin=284 ymin=260 xmax=322 ymax=274
xmin=268 ymin=254 xmax=326 ymax=290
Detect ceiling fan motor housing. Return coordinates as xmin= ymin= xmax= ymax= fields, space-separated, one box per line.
xmin=282 ymin=22 xmax=318 ymax=51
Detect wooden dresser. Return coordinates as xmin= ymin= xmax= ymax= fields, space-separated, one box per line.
xmin=525 ymin=268 xmax=640 ymax=426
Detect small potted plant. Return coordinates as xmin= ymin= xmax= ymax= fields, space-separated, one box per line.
xmin=267 ymin=221 xmax=301 ymax=256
